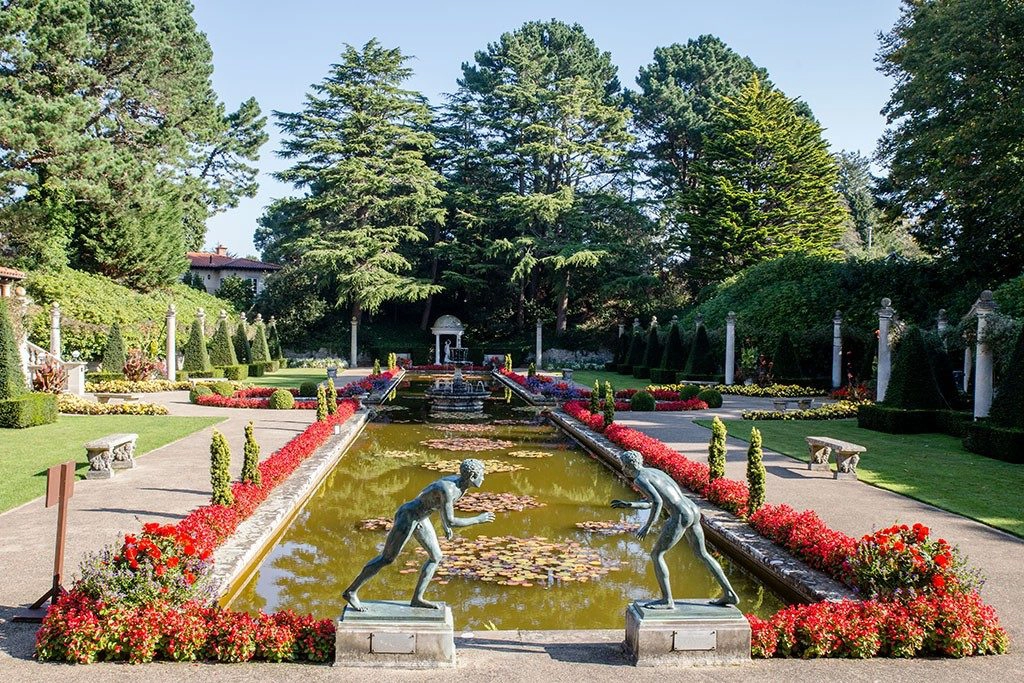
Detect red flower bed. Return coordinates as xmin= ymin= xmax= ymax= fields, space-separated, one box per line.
xmin=232 ymin=387 xmax=299 ymax=399
xmin=749 ymin=504 xmax=857 ymax=579
xmin=195 ymin=394 xmax=318 ymax=409
xmin=615 ymin=388 xmax=681 ymax=401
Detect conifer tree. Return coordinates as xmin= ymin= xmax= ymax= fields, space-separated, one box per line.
xmin=210 ymin=430 xmax=234 ymax=506
xmin=746 ymin=427 xmax=766 ymax=513
xmin=327 ymin=378 xmax=338 ymax=415
xmin=182 ymin=317 xmax=211 ymax=373
xmin=316 ymin=384 xmax=328 ymax=422
xmin=267 ymin=318 xmax=283 ymax=360
xmin=639 ymin=321 xmax=662 ymax=371
xmin=683 ymin=325 xmax=715 ymax=377
xmin=659 ymin=319 xmax=688 ymax=372
xmin=241 ymin=422 xmax=261 ymax=486
xmin=0 ymin=300 xmax=26 ymax=399
xmin=250 ymin=320 xmax=271 ymax=363
xmin=615 ymin=331 xmax=631 ymax=366
xmin=626 ymin=330 xmax=646 ymax=368
xmin=209 ymin=314 xmax=238 ymax=367
xmin=708 ymin=416 xmax=727 ymax=481
xmin=233 ymin=318 xmax=251 ymax=364
xmin=101 ymin=323 xmax=126 ymax=374
xmin=602 ymin=381 xmax=615 ymax=429
xmin=590 ymin=379 xmax=601 ymax=414
xmin=883 ymin=326 xmax=946 ymax=409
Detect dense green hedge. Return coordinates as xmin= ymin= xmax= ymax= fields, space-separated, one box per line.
xmin=0 ymin=393 xmax=58 ymax=428
xmin=25 ymin=268 xmax=236 ymax=360
xmin=218 ymin=365 xmax=249 ymax=381
xmin=964 ymin=422 xmax=1024 ymax=464
xmin=857 ymin=404 xmax=971 ymax=437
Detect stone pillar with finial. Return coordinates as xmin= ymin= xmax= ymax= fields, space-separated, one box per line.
xmin=937 ymin=309 xmax=948 ymax=334
xmin=724 ymin=311 xmax=737 ymax=385
xmin=832 ymin=311 xmax=843 ymax=389
xmin=166 ymin=303 xmax=177 ymax=380
xmin=350 ymin=315 xmax=358 ymax=369
xmin=974 ymin=291 xmax=997 ymax=419
xmin=876 ymin=298 xmax=895 ymax=402
xmin=618 ymin=322 xmax=625 ymax=337
xmin=535 ymin=319 xmax=543 ymax=369
xmin=695 ymin=313 xmax=704 ymax=331
xmin=196 ymin=307 xmax=206 ymax=336
xmin=49 ymin=302 xmax=61 ymax=358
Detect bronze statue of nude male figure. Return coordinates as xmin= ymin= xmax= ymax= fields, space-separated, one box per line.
xmin=611 ymin=450 xmax=740 ymax=609
xmin=343 ymin=458 xmax=494 ymax=611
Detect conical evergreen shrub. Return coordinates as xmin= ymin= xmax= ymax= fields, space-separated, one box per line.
xmin=233 ymin=319 xmax=251 ymax=364
xmin=316 ymin=384 xmax=328 ymax=422
xmin=101 ymin=323 xmax=126 ymax=374
xmin=602 ymin=381 xmax=615 ymax=428
xmin=209 ymin=315 xmax=238 ymax=367
xmin=250 ymin=321 xmax=271 ymax=363
xmin=614 ymin=330 xmax=630 ymax=366
xmin=0 ymin=299 xmax=26 ymax=399
xmin=210 ymin=430 xmax=234 ymax=506
xmin=683 ymin=325 xmax=715 ymax=377
xmin=708 ymin=416 xmax=727 ymax=481
xmin=626 ymin=330 xmax=645 ymax=367
xmin=182 ymin=317 xmax=211 ymax=373
xmin=746 ymin=427 xmax=766 ymax=514
xmin=772 ymin=331 xmax=802 ymax=382
xmin=267 ymin=319 xmax=283 ymax=360
xmin=327 ymin=378 xmax=338 ymax=415
xmin=241 ymin=421 xmax=261 ymax=486
xmin=883 ymin=326 xmax=946 ymax=409
xmin=659 ymin=320 xmax=687 ymax=371
xmin=640 ymin=323 xmax=662 ymax=369
xmin=990 ymin=324 xmax=1024 ymax=429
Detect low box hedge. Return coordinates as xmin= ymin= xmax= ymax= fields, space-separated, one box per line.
xmin=248 ymin=363 xmax=266 ymax=378
xmin=218 ymin=365 xmax=249 ymax=381
xmin=175 ymin=370 xmax=189 ymax=382
xmin=603 ymin=361 xmax=618 ymax=372
xmin=632 ymin=365 xmax=650 ymax=379
xmin=676 ymin=373 xmax=723 ymax=383
xmin=266 ymin=360 xmax=280 ymax=373
xmin=616 ymin=364 xmax=633 ymax=375
xmin=0 ymin=393 xmax=58 ymax=428
xmin=86 ymin=371 xmax=124 ymax=383
xmin=858 ymin=404 xmax=973 ymax=437
xmin=964 ymin=422 xmax=1024 ymax=464
xmin=649 ymin=368 xmax=678 ymax=384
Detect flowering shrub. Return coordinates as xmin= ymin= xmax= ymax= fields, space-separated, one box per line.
xmin=615 ymin=388 xmax=680 ymax=401
xmin=338 ymin=369 xmax=399 ymax=396
xmin=123 ymin=349 xmax=164 ymax=382
xmin=749 ymin=504 xmax=857 ymax=578
xmin=195 ymin=393 xmax=316 ymax=410
xmin=58 ymin=394 xmax=169 ymax=416
xmin=716 ymin=383 xmax=827 ymax=397
xmin=741 ymin=400 xmax=862 ymax=420
xmin=86 ymin=379 xmax=194 ymax=393
xmin=831 ymin=382 xmax=873 ymax=401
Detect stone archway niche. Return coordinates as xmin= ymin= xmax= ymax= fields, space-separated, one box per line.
xmin=430 ymin=315 xmax=465 ymax=364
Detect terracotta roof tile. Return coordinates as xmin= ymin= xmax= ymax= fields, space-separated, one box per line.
xmin=186 ymin=252 xmax=281 ymax=271
xmin=0 ymin=266 xmax=26 ymax=279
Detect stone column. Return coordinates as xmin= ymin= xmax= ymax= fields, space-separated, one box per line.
xmin=724 ymin=311 xmax=737 ymax=385
xmin=618 ymin=322 xmax=625 ymax=337
xmin=832 ymin=310 xmax=843 ymax=389
xmin=434 ymin=334 xmax=440 ymax=365
xmin=350 ymin=316 xmax=358 ymax=369
xmin=876 ymin=298 xmax=895 ymax=402
xmin=695 ymin=314 xmax=704 ymax=331
xmin=49 ymin=302 xmax=61 ymax=358
xmin=64 ymin=359 xmax=86 ymax=396
xmin=535 ymin=319 xmax=543 ymax=369
xmin=974 ymin=290 xmax=997 ymax=419
xmin=963 ymin=347 xmax=973 ymax=393
xmin=165 ymin=304 xmax=177 ymax=380
xmin=196 ymin=307 xmax=206 ymax=335
xmin=937 ymin=309 xmax=948 ymax=334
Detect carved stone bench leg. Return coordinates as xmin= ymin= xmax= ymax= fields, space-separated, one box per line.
xmin=111 ymin=440 xmax=137 ymax=469
xmin=807 ymin=444 xmax=832 ymax=472
xmin=834 ymin=451 xmax=860 ymax=481
xmin=86 ymin=448 xmax=114 ymax=479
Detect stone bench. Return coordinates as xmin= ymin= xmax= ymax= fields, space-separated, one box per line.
xmin=84 ymin=433 xmax=138 ymax=479
xmin=771 ymin=398 xmax=814 ymax=411
xmin=805 ymin=436 xmax=866 ymax=480
xmin=93 ymin=392 xmax=140 ymax=404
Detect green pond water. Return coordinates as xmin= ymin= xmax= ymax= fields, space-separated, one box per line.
xmin=228 ymin=374 xmax=786 ymax=630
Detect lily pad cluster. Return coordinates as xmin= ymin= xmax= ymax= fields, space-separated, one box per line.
xmin=455 ymin=492 xmax=546 ymax=513
xmin=373 ymin=405 xmax=408 ymax=413
xmin=419 ymin=437 xmax=515 ymax=452
xmin=400 ymin=535 xmax=619 ymax=586
xmin=421 ymin=460 xmax=526 ymax=474
xmin=506 ymin=450 xmax=551 ymax=459
xmin=431 ymin=423 xmax=495 ymax=433
xmin=429 ymin=411 xmax=487 ymax=420
xmin=491 ymin=419 xmax=535 ymax=426
xmin=375 ymin=449 xmax=425 ymax=459
xmin=357 ymin=517 xmax=393 ymax=531
xmin=574 ymin=520 xmax=641 ymax=535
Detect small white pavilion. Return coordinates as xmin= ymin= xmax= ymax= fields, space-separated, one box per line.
xmin=431 ymin=315 xmax=465 ymax=364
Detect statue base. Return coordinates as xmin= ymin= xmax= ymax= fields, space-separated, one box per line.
xmin=807 ymin=461 xmax=830 ymax=472
xmin=834 ymin=470 xmax=858 ymax=481
xmin=624 ymin=600 xmax=750 ymax=667
xmin=335 ymin=600 xmax=454 ymax=668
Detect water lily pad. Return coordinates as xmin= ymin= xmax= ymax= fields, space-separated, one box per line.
xmin=455 ymin=492 xmax=545 ymax=513
xmin=421 ymin=460 xmax=526 ymax=474
xmin=574 ymin=520 xmax=641 ymax=535
xmin=431 ymin=423 xmax=496 ymax=434
xmin=357 ymin=517 xmax=393 ymax=531
xmin=506 ymin=450 xmax=551 ymax=459
xmin=420 ymin=437 xmax=515 ymax=452
xmin=375 ymin=449 xmax=425 ymax=459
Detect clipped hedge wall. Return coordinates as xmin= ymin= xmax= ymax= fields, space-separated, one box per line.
xmin=858 ymin=404 xmax=972 ymax=437
xmin=0 ymin=393 xmax=58 ymax=428
xmin=964 ymin=423 xmax=1024 ymax=464
xmin=247 ymin=362 xmax=266 ymax=378
xmin=649 ymin=368 xmax=678 ymax=384
xmin=218 ymin=365 xmax=249 ymax=381
xmin=24 ymin=268 xmax=237 ymax=360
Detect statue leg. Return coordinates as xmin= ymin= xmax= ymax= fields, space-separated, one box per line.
xmin=685 ymin=518 xmax=740 ymax=606
xmin=343 ymin=515 xmax=416 ymax=611
xmin=645 ymin=514 xmax=685 ymax=610
xmin=410 ymin=521 xmax=443 ymax=609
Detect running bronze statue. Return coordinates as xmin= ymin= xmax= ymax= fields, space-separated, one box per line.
xmin=611 ymin=450 xmax=740 ymax=608
xmin=343 ymin=458 xmax=494 ymax=611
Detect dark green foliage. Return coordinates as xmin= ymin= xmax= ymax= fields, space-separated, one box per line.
xmin=233 ymin=321 xmax=251 ymax=364
xmin=614 ymin=332 xmax=631 ymax=366
xmin=708 ymin=416 xmax=727 ymax=481
xmin=964 ymin=423 xmax=1024 ymax=464
xmin=659 ymin=321 xmax=687 ymax=371
xmin=994 ymin=274 xmax=1024 ymax=319
xmin=527 ymin=363 xmax=536 ymax=377
xmin=632 ymin=365 xmax=650 ymax=380
xmin=247 ymin=363 xmax=265 ymax=378
xmin=175 ymin=371 xmax=189 ymax=382
xmin=640 ymin=323 xmax=662 ymax=372
xmin=299 ymin=381 xmax=318 ymax=398
xmin=182 ymin=318 xmax=210 ymax=373
xmin=990 ymin=325 xmax=1024 ymax=430
xmin=217 ymin=276 xmax=256 ymax=313
xmin=187 ymin=369 xmax=222 ymax=379
xmin=857 ymin=404 xmax=971 ymax=437
xmin=220 ymin=365 xmax=248 ymax=381
xmin=698 ymin=388 xmax=723 ymax=409
xmin=589 ymin=380 xmax=601 ymax=414
xmin=883 ymin=327 xmax=946 ymax=410
xmin=85 ymin=372 xmax=124 ymax=383
xmin=327 ymin=378 xmax=338 ymax=415
xmin=746 ymin=427 xmax=766 ymax=513
xmin=267 ymin=389 xmax=294 ymax=410
xmin=208 ymin=316 xmax=237 ymax=367
xmin=316 ymin=384 xmax=327 ymax=422
xmin=616 ymin=364 xmax=633 ymax=375
xmin=924 ymin=333 xmax=961 ymax=407
xmin=602 ymin=381 xmax=615 ymax=428
xmin=629 ymin=390 xmax=656 ymax=411
xmin=209 ymin=431 xmax=233 ymax=506
xmin=0 ymin=300 xmax=26 ymax=400
xmin=626 ymin=331 xmax=645 ymax=368
xmin=267 ymin=319 xmax=283 ymax=360
xmin=241 ymin=422 xmax=261 ymax=486
xmin=101 ymin=323 xmax=126 ymax=375
xmin=211 ymin=382 xmax=234 ymax=398
xmin=683 ymin=326 xmax=715 ymax=377
xmin=250 ymin=322 xmax=271 ymax=364
xmin=771 ymin=331 xmax=803 ymax=382
xmin=0 ymin=393 xmax=57 ymax=428
xmin=648 ymin=368 xmax=678 ymax=384
xmin=679 ymin=385 xmax=701 ymax=401
xmin=189 ymin=385 xmax=213 ymax=404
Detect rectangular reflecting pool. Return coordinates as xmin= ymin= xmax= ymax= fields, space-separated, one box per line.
xmin=228 ymin=375 xmax=786 ymax=630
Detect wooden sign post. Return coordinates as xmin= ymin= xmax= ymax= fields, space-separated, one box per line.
xmin=14 ymin=461 xmax=76 ymax=621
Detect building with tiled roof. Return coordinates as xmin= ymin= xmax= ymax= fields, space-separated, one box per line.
xmin=0 ymin=265 xmax=26 ymax=298
xmin=185 ymin=244 xmax=281 ymax=295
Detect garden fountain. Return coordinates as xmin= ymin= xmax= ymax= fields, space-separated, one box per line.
xmin=424 ymin=366 xmax=489 ymax=413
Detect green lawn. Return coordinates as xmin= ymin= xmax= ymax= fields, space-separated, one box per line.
xmin=570 ymin=369 xmax=653 ymax=392
xmin=695 ymin=419 xmax=1024 ymax=538
xmin=248 ymin=367 xmax=339 ymax=389
xmin=0 ymin=415 xmax=222 ymax=513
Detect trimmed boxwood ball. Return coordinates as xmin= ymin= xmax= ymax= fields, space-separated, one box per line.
xmin=267 ymin=388 xmax=294 ymax=410
xmin=679 ymin=385 xmax=701 ymax=400
xmin=697 ymin=388 xmax=723 ymax=408
xmin=211 ymin=381 xmax=235 ymax=398
xmin=629 ymin=390 xmax=656 ymax=411
xmin=299 ymin=381 xmax=319 ymax=397
xmin=189 ymin=384 xmax=213 ymax=403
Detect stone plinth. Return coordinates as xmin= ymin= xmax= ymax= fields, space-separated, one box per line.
xmin=336 ymin=600 xmax=454 ymax=668
xmin=624 ymin=600 xmax=750 ymax=667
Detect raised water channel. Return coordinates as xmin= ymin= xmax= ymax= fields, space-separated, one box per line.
xmin=228 ymin=373 xmax=785 ymax=630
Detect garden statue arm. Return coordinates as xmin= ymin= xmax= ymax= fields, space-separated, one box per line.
xmin=612 ymin=478 xmax=663 ymax=540
xmin=441 ymin=494 xmax=494 ymax=538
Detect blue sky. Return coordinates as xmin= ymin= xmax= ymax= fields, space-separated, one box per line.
xmin=192 ymin=0 xmax=904 ymax=256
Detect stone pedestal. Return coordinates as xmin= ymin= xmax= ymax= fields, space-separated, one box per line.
xmin=335 ymin=600 xmax=454 ymax=669
xmin=624 ymin=600 xmax=750 ymax=667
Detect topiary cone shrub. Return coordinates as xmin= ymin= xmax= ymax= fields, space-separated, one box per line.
xmin=182 ymin=318 xmax=211 ymax=373
xmin=634 ymin=322 xmax=662 ymax=379
xmin=653 ymin=320 xmax=687 ymax=384
xmin=241 ymin=421 xmax=261 ymax=486
xmin=233 ymin=319 xmax=251 ymax=364
xmin=209 ymin=315 xmax=238 ymax=367
xmin=210 ymin=430 xmax=233 ymax=506
xmin=250 ymin=321 xmax=271 ymax=364
xmin=708 ymin=416 xmax=727 ymax=481
xmin=965 ymin=324 xmax=1024 ymax=464
xmin=682 ymin=325 xmax=716 ymax=379
xmin=316 ymin=384 xmax=327 ymax=422
xmin=746 ymin=427 xmax=766 ymax=514
xmin=602 ymin=381 xmax=615 ymax=428
xmin=327 ymin=378 xmax=338 ymax=415
xmin=883 ymin=326 xmax=946 ymax=409
xmin=771 ymin=331 xmax=803 ymax=383
xmin=0 ymin=299 xmax=26 ymax=400
xmin=101 ymin=323 xmax=126 ymax=374
xmin=267 ymin=319 xmax=283 ymax=360
xmin=589 ymin=379 xmax=601 ymax=414
xmin=624 ymin=330 xmax=645 ymax=374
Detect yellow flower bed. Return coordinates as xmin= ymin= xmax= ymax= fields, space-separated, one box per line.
xmin=58 ymin=394 xmax=169 ymax=416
